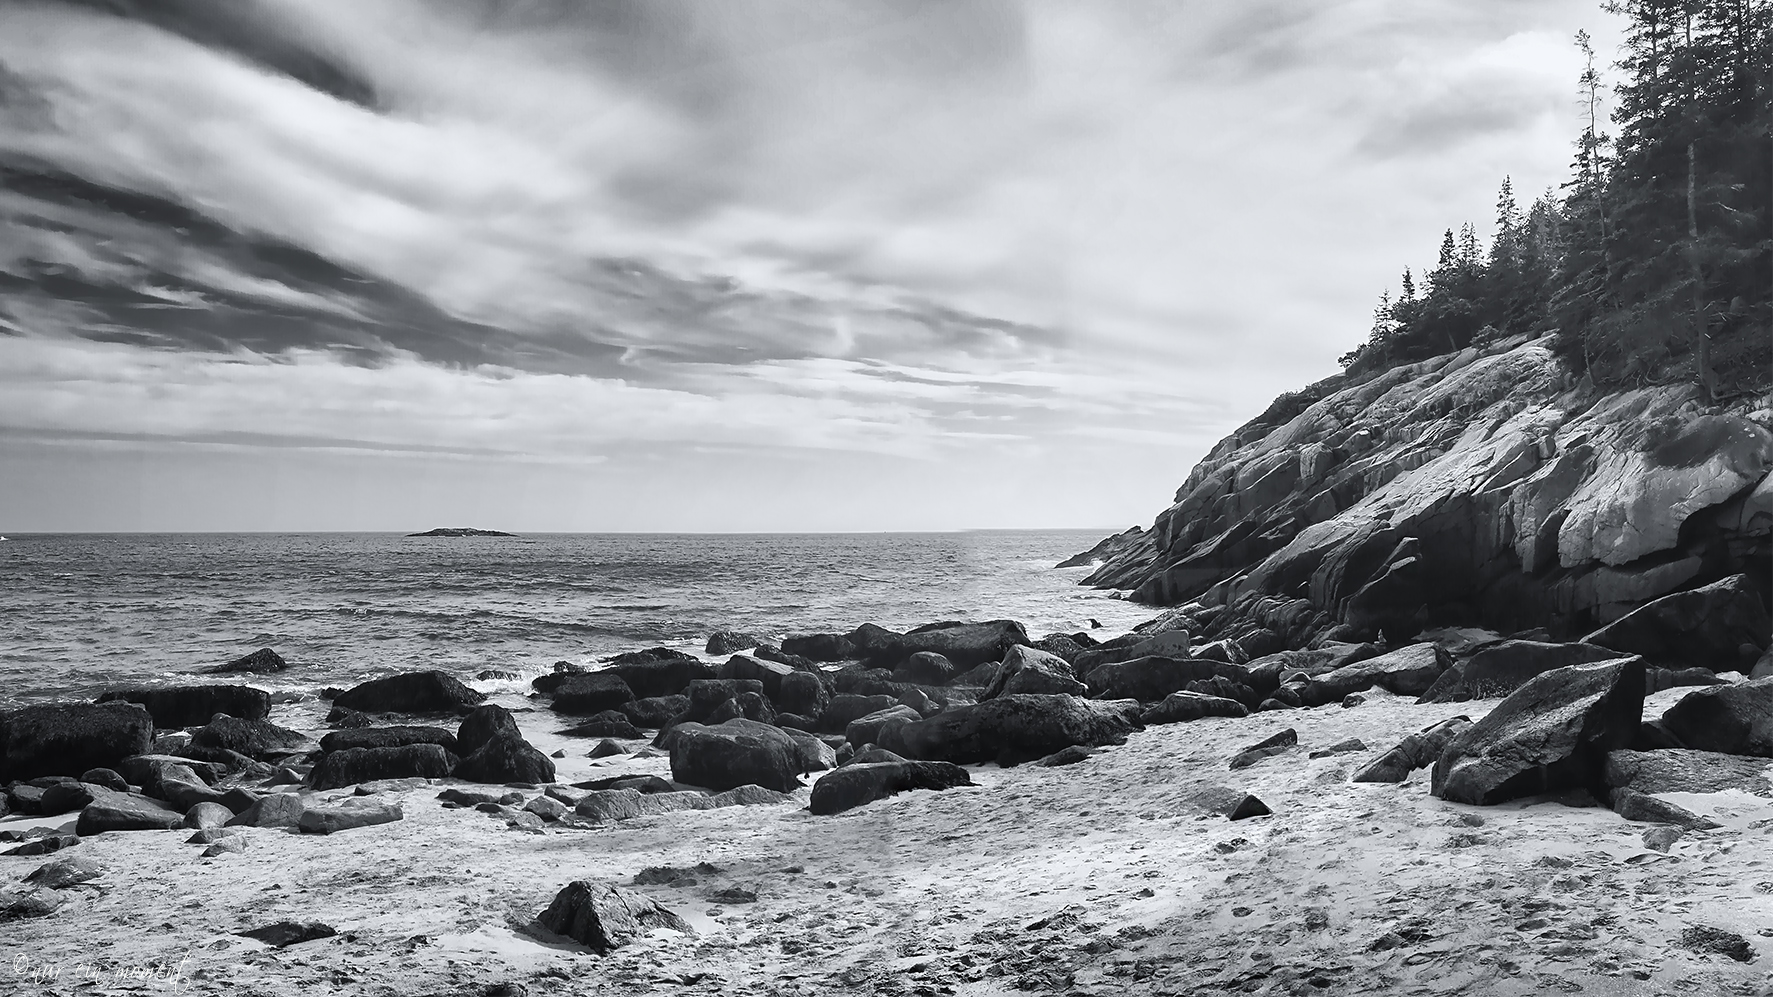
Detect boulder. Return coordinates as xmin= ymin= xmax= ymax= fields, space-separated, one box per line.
xmin=184 ymin=801 xmax=234 ymax=829
xmin=666 ymin=721 xmax=805 ymax=792
xmin=1038 ymin=745 xmax=1094 ymax=767
xmin=1182 ymin=675 xmax=1263 ymax=710
xmin=705 ymin=692 xmax=775 ymax=726
xmin=225 ymin=792 xmax=306 ymax=828
xmin=319 ymin=725 xmax=457 ymax=756
xmin=142 ymin=760 xmax=228 ymax=809
xmin=845 ymin=705 xmax=922 ymax=748
xmin=23 ymin=855 xmax=105 ymax=889
xmin=298 ymin=798 xmax=403 ymax=834
xmin=821 ymin=694 xmax=900 ymax=732
xmin=889 ymin=694 xmax=1139 ymax=766
xmin=205 ymin=648 xmax=290 ymax=674
xmin=236 ymin=921 xmax=336 ymax=947
xmin=75 ymin=787 xmax=184 ymax=834
xmin=309 ymin=744 xmax=456 ymax=790
xmin=37 ymin=781 xmax=95 ymax=816
xmin=189 ymin=716 xmax=311 ymax=761
xmin=680 ymin=680 xmax=766 ymax=724
xmin=0 ymin=702 xmax=154 ymax=782
xmin=867 ymin=620 xmax=1030 ymax=671
xmin=621 ymin=696 xmax=690 ymax=729
xmin=332 ymin=671 xmax=486 ymax=715
xmin=96 ymin=685 xmax=271 ymax=727
xmin=1647 ymin=666 xmax=1729 ymax=694
xmin=897 ymin=688 xmax=939 ymax=717
xmin=1229 ymin=729 xmax=1297 ymax=770
xmin=454 ymin=731 xmax=556 ymax=785
xmin=588 ymin=739 xmax=626 ymax=759
xmin=894 ymin=652 xmax=957 ymax=686
xmin=1297 ymin=643 xmax=1450 ymax=707
xmin=1228 ymin=795 xmax=1272 ymax=821
xmin=548 ymin=673 xmax=636 ymax=715
xmin=1352 ymin=716 xmax=1473 ymax=783
xmin=716 ymin=655 xmax=795 ymax=700
xmin=843 ymin=746 xmax=910 ymax=767
xmin=561 ymin=712 xmax=643 ymax=740
xmin=775 ymin=671 xmax=830 ymax=719
xmin=457 ymin=705 xmax=522 ymax=756
xmin=809 ymin=761 xmax=972 ymax=815
xmin=117 ymin=753 xmax=224 ymax=787
xmin=1584 ymin=574 xmax=1771 ymax=670
xmin=1420 ymin=641 xmax=1627 ymax=702
xmin=1658 ymin=678 xmax=1773 ymax=756
xmin=1604 ymin=748 xmax=1773 ymax=796
xmin=1086 ymin=655 xmax=1237 ymax=703
xmin=79 ymin=767 xmax=128 ymax=792
xmin=1432 ymin=657 xmax=1645 ymax=805
xmin=1030 ymin=634 xmax=1089 ymax=664
xmin=536 ymin=881 xmax=693 ymax=952
xmin=706 ymin=631 xmax=766 ymax=655
xmin=1141 ymin=692 xmax=1249 ymax=726
xmin=529 ymin=662 xmax=588 ymax=696
xmin=780 ymin=633 xmax=857 ymax=662
xmin=981 ymin=645 xmax=1086 ymax=701
xmin=2 ymin=835 xmax=78 ymax=857
xmin=1610 ymin=788 xmax=1721 ymax=830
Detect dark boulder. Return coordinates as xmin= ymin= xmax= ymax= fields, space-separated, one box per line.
xmin=754 ymin=644 xmax=820 ymax=672
xmin=206 ymin=648 xmax=290 ymax=675
xmin=820 ymin=694 xmax=900 ymax=733
xmin=776 ymin=713 xmax=817 ymax=733
xmin=97 ymin=685 xmax=271 ymax=727
xmin=897 ymin=687 xmax=939 ymax=717
xmin=845 ymin=705 xmax=922 ymax=748
xmin=1038 ymin=745 xmax=1094 ymax=767
xmin=706 ymin=631 xmax=766 ymax=655
xmin=981 ymin=646 xmax=1086 ymax=701
xmin=333 ymin=671 xmax=486 ymax=715
xmin=780 ymin=633 xmax=857 ymax=662
xmin=80 ymin=768 xmax=129 ymax=792
xmin=1352 ymin=716 xmax=1471 ymax=783
xmin=893 ymin=652 xmax=957 ymax=686
xmin=1030 ymin=635 xmax=1087 ymax=665
xmin=680 ymin=680 xmax=767 ymax=725
xmin=1182 ymin=675 xmax=1263 ymax=710
xmin=775 ymin=672 xmax=829 ymax=719
xmin=888 ymin=694 xmax=1139 ymax=767
xmin=141 ymin=760 xmax=228 ymax=809
xmin=1610 ymin=788 xmax=1721 ymax=830
xmin=319 ymin=725 xmax=458 ymax=756
xmin=705 ymin=692 xmax=776 ymax=726
xmin=0 ymin=702 xmax=154 ymax=782
xmin=1297 ymin=643 xmax=1450 ymax=707
xmin=190 ymin=716 xmax=311 ymax=761
xmin=38 ymin=781 xmax=96 ymax=816
xmin=457 ymin=705 xmax=522 ymax=756
xmin=549 ymin=673 xmax=637 ymax=715
xmin=620 ymin=696 xmax=690 ymax=729
xmin=1227 ymin=794 xmax=1271 ymax=821
xmin=1584 ymin=573 xmax=1770 ymax=670
xmin=1605 ymin=748 xmax=1773 ymax=796
xmin=454 ymin=731 xmax=556 ymax=785
xmin=1086 ymin=655 xmax=1238 ymax=703
xmin=530 ymin=662 xmax=588 ymax=696
xmin=844 ymin=623 xmax=906 ymax=660
xmin=1659 ymin=678 xmax=1773 ymax=756
xmin=310 ymin=744 xmax=456 ymax=790
xmin=809 ymin=761 xmax=971 ymax=815
xmin=1141 ymin=692 xmax=1248 ymax=726
xmin=715 ymin=655 xmax=795 ymax=700
xmin=1419 ymin=641 xmax=1624 ymax=703
xmin=829 ymin=664 xmax=901 ymax=695
xmin=536 ymin=881 xmax=692 ymax=953
xmin=117 ymin=753 xmax=225 ymax=787
xmin=560 ymin=711 xmax=642 ymax=740
xmin=606 ymin=653 xmax=716 ymax=699
xmin=666 ymin=720 xmax=805 ymax=792
xmin=1431 ymin=657 xmax=1645 ymax=805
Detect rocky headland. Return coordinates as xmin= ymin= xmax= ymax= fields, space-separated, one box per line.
xmin=3 ymin=335 xmax=1772 ymax=995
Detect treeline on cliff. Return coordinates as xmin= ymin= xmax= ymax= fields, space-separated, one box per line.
xmin=1341 ymin=0 xmax=1772 ymax=397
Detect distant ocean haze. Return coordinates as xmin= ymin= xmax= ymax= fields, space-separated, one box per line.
xmin=0 ymin=531 xmax=1150 ymax=705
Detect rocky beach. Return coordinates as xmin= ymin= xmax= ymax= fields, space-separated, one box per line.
xmin=4 ymin=330 xmax=1772 ymax=996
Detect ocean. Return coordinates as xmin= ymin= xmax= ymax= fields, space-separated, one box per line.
xmin=0 ymin=530 xmax=1152 ymax=708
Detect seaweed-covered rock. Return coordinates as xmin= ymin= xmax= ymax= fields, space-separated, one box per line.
xmin=456 ymin=705 xmax=522 ymax=756
xmin=190 ymin=716 xmax=312 ymax=761
xmin=1 ymin=702 xmax=154 ymax=782
xmin=318 ymin=725 xmax=456 ymax=756
xmin=548 ymin=673 xmax=636 ymax=715
xmin=453 ymin=731 xmax=556 ymax=785
xmin=310 ymin=744 xmax=456 ymax=790
xmin=206 ymin=648 xmax=290 ymax=675
xmin=96 ymin=685 xmax=271 ymax=727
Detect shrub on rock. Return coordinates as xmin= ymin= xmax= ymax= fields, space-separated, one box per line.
xmin=97 ymin=685 xmax=271 ymax=727
xmin=809 ymin=761 xmax=972 ymax=815
xmin=1 ymin=702 xmax=154 ymax=782
xmin=333 ymin=671 xmax=486 ymax=715
xmin=1431 ymin=656 xmax=1644 ymax=805
xmin=310 ymin=744 xmax=456 ymax=790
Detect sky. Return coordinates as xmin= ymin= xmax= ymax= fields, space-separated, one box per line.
xmin=0 ymin=0 xmax=1625 ymax=533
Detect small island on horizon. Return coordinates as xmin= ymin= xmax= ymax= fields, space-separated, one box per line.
xmin=404 ymin=528 xmax=515 ymax=538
